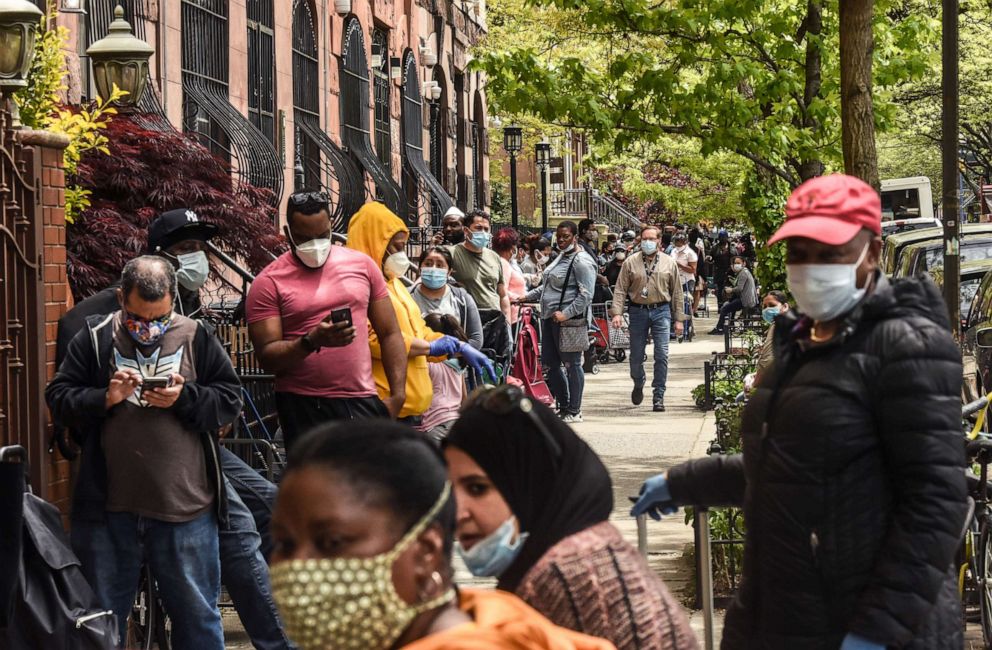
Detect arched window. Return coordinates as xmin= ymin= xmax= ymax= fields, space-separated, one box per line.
xmin=341 ymin=17 xmax=406 ymax=219
xmin=181 ymin=0 xmax=230 ymax=160
xmin=291 ymin=0 xmax=321 ymax=192
xmin=454 ymin=72 xmax=468 ymax=209
xmin=472 ymin=91 xmax=486 ymax=210
xmin=402 ymin=52 xmax=453 ymax=224
xmin=247 ymin=0 xmax=275 ymax=144
xmin=372 ymin=28 xmax=391 ymax=174
xmin=429 ymin=67 xmax=448 ymax=187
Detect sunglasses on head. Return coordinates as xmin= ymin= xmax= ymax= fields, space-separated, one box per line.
xmin=288 ymin=191 xmax=329 ymax=209
xmin=465 ymin=385 xmax=563 ymax=459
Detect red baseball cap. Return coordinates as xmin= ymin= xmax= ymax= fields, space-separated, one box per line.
xmin=767 ymin=174 xmax=881 ymax=246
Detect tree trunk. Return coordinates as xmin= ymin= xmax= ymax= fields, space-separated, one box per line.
xmin=799 ymin=0 xmax=825 ymax=182
xmin=839 ymin=0 xmax=880 ymax=189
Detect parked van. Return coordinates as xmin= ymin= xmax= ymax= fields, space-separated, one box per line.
xmin=880 ymin=176 xmax=938 ymax=236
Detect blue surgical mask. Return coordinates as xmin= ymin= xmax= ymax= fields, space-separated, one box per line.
xmin=420 ymin=267 xmax=449 ymax=290
xmin=762 ymin=306 xmax=781 ymax=324
xmin=455 ymin=516 xmax=528 ymax=578
xmin=641 ymin=240 xmax=658 ymax=256
xmin=470 ymin=231 xmax=491 ymax=249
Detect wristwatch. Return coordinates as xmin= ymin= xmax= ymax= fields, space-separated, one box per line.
xmin=300 ymin=332 xmax=320 ymax=354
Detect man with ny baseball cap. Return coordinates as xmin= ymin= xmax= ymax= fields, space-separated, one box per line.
xmin=631 ymin=174 xmax=966 ymax=649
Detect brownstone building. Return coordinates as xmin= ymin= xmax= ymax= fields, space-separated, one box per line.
xmin=60 ymin=0 xmax=490 ymax=230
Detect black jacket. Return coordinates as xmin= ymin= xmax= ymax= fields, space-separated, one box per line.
xmin=668 ymin=273 xmax=967 ymax=649
xmin=45 ymin=312 xmax=242 ymax=526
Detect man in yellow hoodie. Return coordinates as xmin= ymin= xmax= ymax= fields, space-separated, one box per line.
xmin=347 ymin=203 xmax=495 ymax=423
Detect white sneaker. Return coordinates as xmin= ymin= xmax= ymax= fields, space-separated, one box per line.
xmin=561 ymin=412 xmax=583 ymax=424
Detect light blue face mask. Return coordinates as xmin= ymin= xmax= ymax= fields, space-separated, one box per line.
xmin=641 ymin=240 xmax=658 ymax=255
xmin=470 ymin=231 xmax=492 ymax=249
xmin=762 ymin=306 xmax=781 ymax=324
xmin=421 ymin=267 xmax=449 ymax=290
xmin=455 ymin=516 xmax=528 ymax=578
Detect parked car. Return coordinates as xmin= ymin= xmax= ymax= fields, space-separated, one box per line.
xmin=931 ymin=259 xmax=992 ymax=331
xmin=894 ymin=236 xmax=992 ymax=278
xmin=962 ymin=267 xmax=992 ymax=400
xmin=883 ymin=224 xmax=992 ymax=277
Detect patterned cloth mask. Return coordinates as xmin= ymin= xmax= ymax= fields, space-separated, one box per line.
xmin=270 ymin=482 xmax=455 ymax=650
xmin=124 ymin=310 xmax=174 ymax=346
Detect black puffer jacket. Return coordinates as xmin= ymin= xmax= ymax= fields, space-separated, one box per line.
xmin=668 ymin=273 xmax=967 ymax=649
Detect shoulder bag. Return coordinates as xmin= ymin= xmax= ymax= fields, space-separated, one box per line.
xmin=555 ymin=255 xmax=590 ymax=353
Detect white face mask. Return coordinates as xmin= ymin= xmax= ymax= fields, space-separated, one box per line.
xmin=383 ymin=251 xmax=411 ymax=279
xmin=732 ymin=263 xmax=743 ymax=273
xmin=535 ymin=252 xmax=549 ymax=265
xmin=176 ymin=251 xmax=209 ymax=290
xmin=294 ymin=237 xmax=331 ymax=268
xmin=787 ymin=242 xmax=871 ymax=322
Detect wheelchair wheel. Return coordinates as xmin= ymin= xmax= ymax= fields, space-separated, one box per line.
xmin=126 ymin=565 xmax=171 ymax=650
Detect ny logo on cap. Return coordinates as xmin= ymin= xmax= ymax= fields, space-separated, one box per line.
xmin=185 ymin=210 xmax=199 ymax=223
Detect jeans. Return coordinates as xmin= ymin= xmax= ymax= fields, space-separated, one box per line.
xmin=627 ymin=304 xmax=671 ymax=402
xmin=716 ymin=297 xmax=744 ymax=330
xmin=72 ymin=509 xmax=224 ymax=650
xmin=541 ymin=319 xmax=585 ymax=415
xmin=219 ymin=448 xmax=294 ymax=649
xmin=275 ymin=393 xmax=389 ymax=452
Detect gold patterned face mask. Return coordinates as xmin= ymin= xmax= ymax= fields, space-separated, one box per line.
xmin=270 ymin=482 xmax=455 ymax=650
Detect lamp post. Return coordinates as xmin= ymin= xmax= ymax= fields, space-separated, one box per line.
xmin=503 ymin=125 xmax=522 ymax=228
xmin=86 ymin=5 xmax=153 ymax=107
xmin=535 ymin=141 xmax=551 ymax=232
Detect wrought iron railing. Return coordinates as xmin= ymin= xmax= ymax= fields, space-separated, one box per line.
xmin=402 ymin=54 xmax=454 ymax=226
xmin=550 ymin=188 xmax=642 ymax=233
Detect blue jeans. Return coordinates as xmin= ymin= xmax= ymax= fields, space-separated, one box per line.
xmin=72 ymin=509 xmax=224 ymax=650
xmin=541 ymin=319 xmax=585 ymax=414
xmin=219 ymin=448 xmax=293 ymax=649
xmin=627 ymin=304 xmax=671 ymax=402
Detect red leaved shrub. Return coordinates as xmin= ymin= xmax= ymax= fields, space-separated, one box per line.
xmin=69 ymin=113 xmax=285 ymax=300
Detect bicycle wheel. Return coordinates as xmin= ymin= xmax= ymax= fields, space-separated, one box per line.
xmin=126 ymin=565 xmax=172 ymax=650
xmin=978 ymin=520 xmax=992 ymax=644
xmin=126 ymin=566 xmax=157 ymax=650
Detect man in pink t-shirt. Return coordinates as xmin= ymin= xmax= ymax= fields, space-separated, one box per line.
xmin=246 ymin=192 xmax=407 ymax=450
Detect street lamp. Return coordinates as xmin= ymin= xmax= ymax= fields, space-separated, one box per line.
xmin=503 ymin=125 xmax=522 ymax=228
xmin=86 ymin=5 xmax=153 ymax=107
xmin=535 ymin=141 xmax=552 ymax=232
xmin=0 ymin=0 xmax=43 ymax=91
xmin=60 ymin=0 xmax=86 ymax=14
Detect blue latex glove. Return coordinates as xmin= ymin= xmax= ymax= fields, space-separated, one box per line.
xmin=458 ymin=342 xmax=496 ymax=383
xmin=629 ymin=473 xmax=679 ymax=521
xmin=428 ymin=335 xmax=461 ymax=357
xmin=839 ymin=634 xmax=885 ymax=650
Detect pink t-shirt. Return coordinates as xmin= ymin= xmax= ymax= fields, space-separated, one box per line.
xmin=246 ymin=248 xmax=389 ymax=398
xmin=500 ymin=257 xmax=527 ymax=324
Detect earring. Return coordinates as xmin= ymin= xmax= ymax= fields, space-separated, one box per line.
xmin=418 ymin=570 xmax=444 ymax=602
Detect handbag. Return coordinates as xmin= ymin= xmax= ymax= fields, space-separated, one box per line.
xmin=555 ymin=256 xmax=591 ymax=353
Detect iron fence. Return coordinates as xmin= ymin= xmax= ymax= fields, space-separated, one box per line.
xmin=723 ymin=314 xmax=768 ymax=356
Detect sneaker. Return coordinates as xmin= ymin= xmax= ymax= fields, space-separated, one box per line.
xmin=631 ymin=384 xmax=644 ymax=405
xmin=561 ymin=412 xmax=584 ymax=424
xmin=708 ymin=328 xmax=723 ymax=335
xmin=653 ymin=401 xmax=666 ymax=412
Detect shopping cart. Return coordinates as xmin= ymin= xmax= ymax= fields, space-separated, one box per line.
xmin=591 ymin=303 xmax=629 ymax=363
xmin=679 ymin=281 xmax=695 ymax=343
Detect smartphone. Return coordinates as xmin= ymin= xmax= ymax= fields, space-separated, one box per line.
xmin=140 ymin=376 xmax=173 ymax=397
xmin=329 ymin=307 xmax=353 ymax=327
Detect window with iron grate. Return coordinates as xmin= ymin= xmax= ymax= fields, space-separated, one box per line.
xmin=372 ymin=28 xmax=391 ymax=175
xmin=181 ymin=0 xmax=230 ymax=161
xmin=291 ymin=0 xmax=321 ymax=192
xmin=247 ymin=0 xmax=275 ymax=144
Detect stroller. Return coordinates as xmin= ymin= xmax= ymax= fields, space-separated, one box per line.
xmin=0 ymin=445 xmax=117 ymax=649
xmin=509 ymin=306 xmax=554 ymax=407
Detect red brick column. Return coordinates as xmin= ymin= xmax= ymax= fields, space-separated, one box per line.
xmin=20 ymin=129 xmax=71 ymax=515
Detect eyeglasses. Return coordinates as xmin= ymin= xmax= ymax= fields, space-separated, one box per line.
xmin=465 ymin=385 xmax=563 ymax=459
xmin=288 ymin=191 xmax=329 ymax=208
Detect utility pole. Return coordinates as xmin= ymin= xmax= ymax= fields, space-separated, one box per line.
xmin=942 ymin=0 xmax=960 ymax=337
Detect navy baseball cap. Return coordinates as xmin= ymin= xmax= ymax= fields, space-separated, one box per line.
xmin=147 ymin=208 xmax=218 ymax=253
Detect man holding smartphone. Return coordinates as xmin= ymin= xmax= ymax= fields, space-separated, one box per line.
xmin=46 ymin=256 xmax=242 ymax=649
xmin=247 ymin=191 xmax=407 ymax=451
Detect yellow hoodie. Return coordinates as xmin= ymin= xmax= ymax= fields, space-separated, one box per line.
xmin=347 ymin=202 xmax=442 ymax=418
